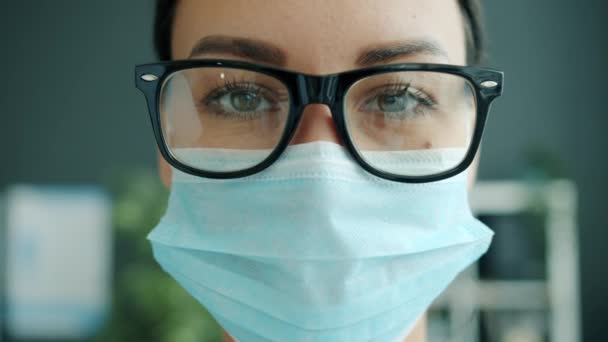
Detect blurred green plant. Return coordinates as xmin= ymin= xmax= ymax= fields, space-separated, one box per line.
xmin=522 ymin=143 xmax=569 ymax=181
xmin=516 ymin=144 xmax=565 ymax=278
xmin=94 ymin=169 xmax=222 ymax=342
xmin=522 ymin=143 xmax=568 ymax=274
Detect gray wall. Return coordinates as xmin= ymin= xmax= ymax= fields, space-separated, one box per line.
xmin=0 ymin=2 xmax=158 ymax=184
xmin=481 ymin=2 xmax=608 ymax=340
xmin=1 ymin=1 xmax=606 ymax=341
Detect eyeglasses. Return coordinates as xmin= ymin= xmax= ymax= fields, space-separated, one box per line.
xmin=135 ymin=59 xmax=503 ymax=183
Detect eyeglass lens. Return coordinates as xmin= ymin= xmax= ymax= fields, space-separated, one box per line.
xmin=344 ymin=71 xmax=476 ymax=176
xmin=159 ymin=67 xmax=476 ymax=176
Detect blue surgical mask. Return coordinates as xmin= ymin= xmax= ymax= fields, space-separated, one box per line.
xmin=148 ymin=141 xmax=493 ymax=341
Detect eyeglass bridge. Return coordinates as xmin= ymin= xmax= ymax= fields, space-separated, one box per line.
xmin=296 ymin=75 xmax=340 ymax=106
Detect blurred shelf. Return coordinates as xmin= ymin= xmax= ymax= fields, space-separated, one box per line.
xmin=433 ymin=280 xmax=548 ymax=311
xmin=430 ymin=180 xmax=580 ymax=342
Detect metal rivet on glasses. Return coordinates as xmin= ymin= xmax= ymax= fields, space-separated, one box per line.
xmin=480 ymin=80 xmax=498 ymax=88
xmin=141 ymin=74 xmax=159 ymax=82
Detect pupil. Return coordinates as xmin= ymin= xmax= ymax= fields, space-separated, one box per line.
xmin=231 ymin=91 xmax=260 ymax=111
xmin=379 ymin=94 xmax=406 ymax=112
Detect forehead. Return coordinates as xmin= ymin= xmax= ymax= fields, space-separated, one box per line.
xmin=171 ymin=0 xmax=467 ymax=73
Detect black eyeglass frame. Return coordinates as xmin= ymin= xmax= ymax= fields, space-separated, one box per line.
xmin=135 ymin=59 xmax=503 ymax=183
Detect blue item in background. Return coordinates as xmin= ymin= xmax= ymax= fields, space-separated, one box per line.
xmin=1 ymin=186 xmax=111 ymax=340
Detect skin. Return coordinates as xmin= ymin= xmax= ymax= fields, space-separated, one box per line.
xmin=161 ymin=1 xmax=479 ymax=340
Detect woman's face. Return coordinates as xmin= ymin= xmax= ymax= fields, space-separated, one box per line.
xmin=162 ymin=3 xmax=473 ymax=340
xmin=159 ymin=0 xmax=471 ymax=184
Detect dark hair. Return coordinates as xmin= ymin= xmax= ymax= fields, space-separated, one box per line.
xmin=154 ymin=0 xmax=485 ymax=65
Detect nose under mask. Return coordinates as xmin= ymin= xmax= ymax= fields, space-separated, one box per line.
xmin=148 ymin=141 xmax=493 ymax=341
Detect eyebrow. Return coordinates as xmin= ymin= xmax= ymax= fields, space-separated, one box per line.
xmin=189 ymin=35 xmax=288 ymax=66
xmin=355 ymin=40 xmax=449 ymax=66
xmin=188 ymin=35 xmax=448 ymax=68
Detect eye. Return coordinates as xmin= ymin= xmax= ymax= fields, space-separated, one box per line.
xmin=359 ymin=84 xmax=436 ymax=120
xmin=230 ymin=90 xmax=262 ymax=112
xmin=201 ymin=81 xmax=283 ymax=120
xmin=377 ymin=91 xmax=411 ymax=112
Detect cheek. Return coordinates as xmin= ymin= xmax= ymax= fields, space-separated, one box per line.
xmin=467 ymin=151 xmax=480 ymax=191
xmin=158 ymin=150 xmax=173 ymax=188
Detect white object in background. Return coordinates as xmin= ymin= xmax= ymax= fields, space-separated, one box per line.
xmin=430 ymin=180 xmax=580 ymax=342
xmin=4 ymin=185 xmax=112 ymax=339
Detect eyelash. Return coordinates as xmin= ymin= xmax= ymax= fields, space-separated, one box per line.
xmin=198 ymin=78 xmax=437 ymax=121
xmin=205 ymin=80 xmax=258 ymax=102
xmin=373 ymin=83 xmax=436 ymax=106
xmin=361 ymin=82 xmax=437 ymax=117
xmin=199 ymin=78 xmax=286 ymax=119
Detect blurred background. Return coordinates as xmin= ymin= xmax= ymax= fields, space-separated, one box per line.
xmin=0 ymin=1 xmax=606 ymax=341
